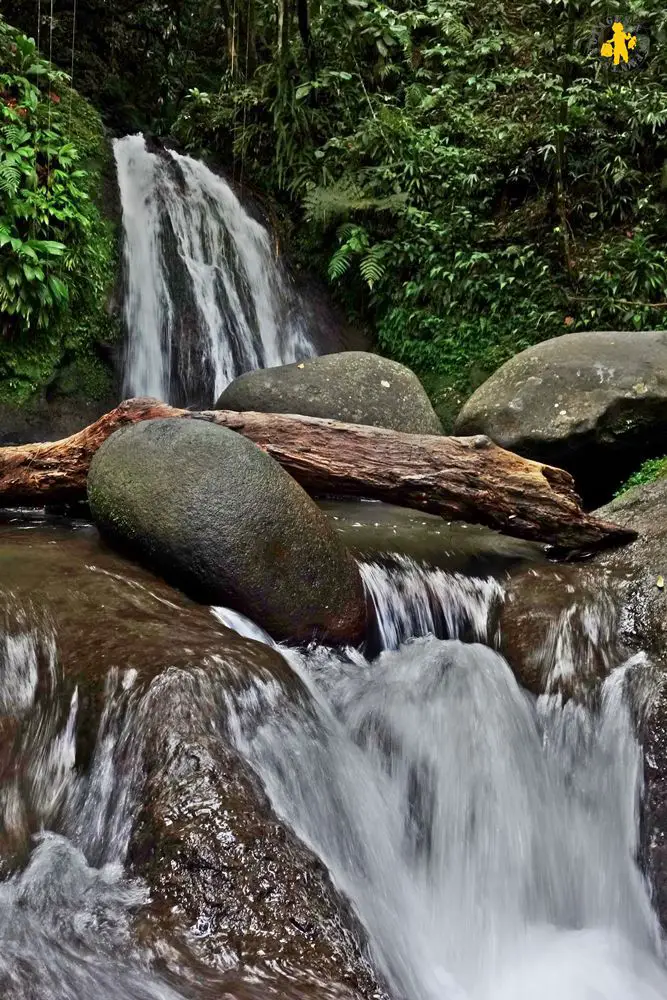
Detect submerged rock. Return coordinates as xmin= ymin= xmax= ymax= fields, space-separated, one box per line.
xmin=87 ymin=418 xmax=367 ymax=645
xmin=454 ymin=330 xmax=667 ymax=503
xmin=215 ymin=351 xmax=443 ymax=435
xmin=320 ymin=499 xmax=546 ymax=576
xmin=498 ymin=565 xmax=622 ymax=698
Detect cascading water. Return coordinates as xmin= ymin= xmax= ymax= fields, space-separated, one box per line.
xmin=113 ymin=133 xmax=316 ymax=407
xmin=1 ymin=538 xmax=667 ymax=999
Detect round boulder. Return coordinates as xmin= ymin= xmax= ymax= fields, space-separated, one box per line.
xmin=215 ymin=351 xmax=443 ymax=434
xmin=87 ymin=418 xmax=367 ymax=645
xmin=454 ymin=330 xmax=667 ymax=503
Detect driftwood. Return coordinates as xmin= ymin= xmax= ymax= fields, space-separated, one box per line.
xmin=0 ymin=396 xmax=636 ymax=553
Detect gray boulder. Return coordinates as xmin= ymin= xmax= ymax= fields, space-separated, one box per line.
xmin=87 ymin=418 xmax=367 ymax=645
xmin=215 ymin=351 xmax=443 ymax=434
xmin=454 ymin=330 xmax=667 ymax=502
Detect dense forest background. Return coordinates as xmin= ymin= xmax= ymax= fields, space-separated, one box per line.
xmin=2 ymin=0 xmax=667 ymax=423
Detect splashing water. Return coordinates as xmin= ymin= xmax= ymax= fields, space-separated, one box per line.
xmin=114 ymin=133 xmax=316 ymax=406
xmin=231 ymin=636 xmax=666 ymax=1000
xmin=0 ymin=548 xmax=666 ymax=999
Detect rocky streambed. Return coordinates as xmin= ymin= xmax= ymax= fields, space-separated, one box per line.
xmin=2 ymin=344 xmax=667 ymax=997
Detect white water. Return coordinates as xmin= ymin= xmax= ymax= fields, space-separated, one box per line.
xmin=114 ymin=133 xmax=316 ymax=406
xmin=360 ymin=555 xmax=503 ymax=649
xmin=227 ymin=560 xmax=667 ymax=1000
xmin=0 ymin=555 xmax=666 ymax=998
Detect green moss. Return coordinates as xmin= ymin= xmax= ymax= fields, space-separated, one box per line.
xmin=0 ymin=17 xmax=120 ymax=407
xmin=615 ymin=457 xmax=667 ymax=497
xmin=414 ymin=370 xmax=466 ymax=434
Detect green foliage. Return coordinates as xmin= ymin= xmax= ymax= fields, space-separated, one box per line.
xmin=615 ymin=456 xmax=667 ymax=496
xmin=0 ymin=15 xmax=118 ymax=403
xmin=169 ymin=0 xmax=667 ymax=396
xmin=1 ymin=0 xmax=229 ymax=134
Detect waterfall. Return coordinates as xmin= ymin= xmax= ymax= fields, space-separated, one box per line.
xmin=1 ymin=544 xmax=667 ymax=998
xmin=239 ymin=640 xmax=667 ymax=1000
xmin=360 ymin=555 xmax=503 ymax=650
xmin=113 ymin=133 xmax=316 ymax=407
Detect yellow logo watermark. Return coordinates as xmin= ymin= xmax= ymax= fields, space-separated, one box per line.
xmin=592 ymin=18 xmax=650 ymax=71
xmin=600 ymin=22 xmax=636 ymax=65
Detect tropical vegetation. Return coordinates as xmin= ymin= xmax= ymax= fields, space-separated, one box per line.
xmin=2 ymin=1 xmax=667 ymax=425
xmin=0 ymin=13 xmax=116 ymax=404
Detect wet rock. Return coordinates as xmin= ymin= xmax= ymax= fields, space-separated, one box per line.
xmin=589 ymin=479 xmax=667 ymax=930
xmin=0 ymin=394 xmax=116 ymax=446
xmin=498 ymin=564 xmax=623 ymax=697
xmin=129 ymin=681 xmax=382 ymax=999
xmin=0 ymin=520 xmax=381 ymax=999
xmin=319 ymin=499 xmax=546 ymax=576
xmin=0 ymin=520 xmax=298 ymax=841
xmin=500 ymin=481 xmax=667 ymax=930
xmin=454 ymin=330 xmax=667 ymax=503
xmin=590 ymin=479 xmax=667 ymax=659
xmin=87 ymin=419 xmax=367 ymax=645
xmin=215 ymin=352 xmax=443 ymax=435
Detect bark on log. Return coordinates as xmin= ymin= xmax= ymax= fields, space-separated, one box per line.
xmin=0 ymin=397 xmax=636 ymax=553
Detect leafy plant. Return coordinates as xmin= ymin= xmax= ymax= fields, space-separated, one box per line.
xmin=615 ymin=456 xmax=667 ymax=496
xmin=170 ymin=0 xmax=667 ymax=399
xmin=0 ymin=14 xmax=118 ymax=402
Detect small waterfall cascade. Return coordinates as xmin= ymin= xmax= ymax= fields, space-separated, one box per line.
xmin=113 ymin=133 xmax=316 ymax=407
xmin=360 ymin=555 xmax=503 ymax=650
xmin=0 ymin=542 xmax=667 ymax=999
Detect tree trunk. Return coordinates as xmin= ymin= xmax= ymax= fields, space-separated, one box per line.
xmin=277 ymin=0 xmax=291 ymax=55
xmin=0 ymin=397 xmax=635 ymax=554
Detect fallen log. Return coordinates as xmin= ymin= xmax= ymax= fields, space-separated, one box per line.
xmin=0 ymin=396 xmax=636 ymax=553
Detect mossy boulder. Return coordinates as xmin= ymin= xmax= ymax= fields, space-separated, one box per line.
xmin=215 ymin=351 xmax=443 ymax=434
xmin=455 ymin=330 xmax=667 ymax=503
xmin=87 ymin=418 xmax=367 ymax=644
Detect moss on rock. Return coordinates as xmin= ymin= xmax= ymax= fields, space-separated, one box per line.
xmin=0 ymin=17 xmax=121 ymax=413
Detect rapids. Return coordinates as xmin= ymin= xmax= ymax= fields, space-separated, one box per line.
xmin=0 ymin=518 xmax=665 ymax=999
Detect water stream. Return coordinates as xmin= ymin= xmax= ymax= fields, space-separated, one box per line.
xmin=114 ymin=134 xmax=316 ymax=407
xmin=0 ymin=537 xmax=665 ymax=998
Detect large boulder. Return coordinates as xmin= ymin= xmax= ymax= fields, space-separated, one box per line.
xmin=215 ymin=351 xmax=443 ymax=434
xmin=454 ymin=330 xmax=667 ymax=503
xmin=87 ymin=418 xmax=367 ymax=645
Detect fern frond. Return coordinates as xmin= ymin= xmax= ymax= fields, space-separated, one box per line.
xmin=0 ymin=162 xmax=20 ymax=194
xmin=304 ymin=180 xmax=407 ymax=223
xmin=328 ymin=246 xmax=353 ymax=281
xmin=359 ymin=245 xmax=387 ymax=288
